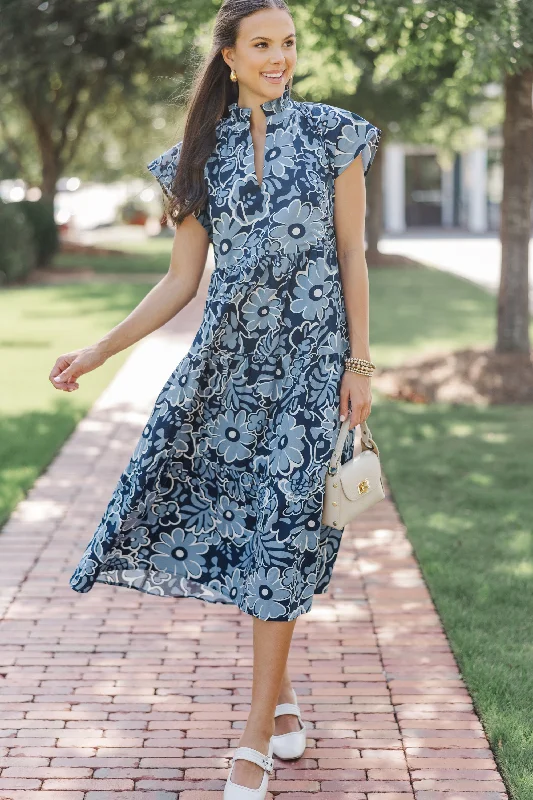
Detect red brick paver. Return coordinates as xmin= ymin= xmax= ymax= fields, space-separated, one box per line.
xmin=0 ymin=264 xmax=508 ymax=799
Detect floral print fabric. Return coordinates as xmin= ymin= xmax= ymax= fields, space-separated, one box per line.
xmin=69 ymin=86 xmax=381 ymax=620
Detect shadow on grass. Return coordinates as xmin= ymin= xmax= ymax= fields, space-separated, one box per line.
xmin=0 ymin=339 xmax=53 ymax=348
xmin=370 ymin=267 xmax=497 ymax=360
xmin=54 ymin=250 xmax=171 ymax=274
xmin=19 ymin=281 xmax=155 ymax=320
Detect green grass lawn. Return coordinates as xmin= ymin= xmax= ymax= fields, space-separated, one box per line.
xmin=54 ymin=235 xmax=174 ymax=273
xmin=367 ymin=266 xmax=533 ymax=800
xmin=0 ymin=282 xmax=153 ymax=528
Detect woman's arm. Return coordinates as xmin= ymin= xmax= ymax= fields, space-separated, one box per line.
xmin=49 ymin=215 xmax=210 ymax=392
xmin=96 ymin=215 xmax=210 ymax=359
xmin=333 ymin=154 xmax=373 ymax=428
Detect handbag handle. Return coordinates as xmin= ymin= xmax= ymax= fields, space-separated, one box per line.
xmin=327 ymin=418 xmax=379 ymax=476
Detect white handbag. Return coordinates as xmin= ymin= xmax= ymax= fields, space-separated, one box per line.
xmin=321 ymin=418 xmax=385 ymax=530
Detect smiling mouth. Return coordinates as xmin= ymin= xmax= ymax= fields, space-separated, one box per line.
xmin=261 ymin=69 xmax=286 ymax=82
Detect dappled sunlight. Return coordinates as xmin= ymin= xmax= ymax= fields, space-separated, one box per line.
xmin=306 ymin=604 xmax=344 ymax=622
xmin=383 ymin=568 xmax=423 ymax=588
xmin=480 ymin=431 xmax=509 ymax=443
xmin=353 ymin=527 xmax=413 ymax=557
xmin=12 ymin=496 xmax=67 ymax=522
xmin=327 ymin=601 xmax=370 ymax=621
xmin=467 ymin=472 xmax=494 ymax=486
xmin=448 ymin=422 xmax=475 ymax=437
xmin=505 ymin=529 xmax=532 ymax=555
xmin=37 ymin=474 xmax=88 ymax=492
xmin=354 ymin=558 xmax=381 ymax=577
xmin=494 ymin=560 xmax=533 ymax=577
xmin=369 ymin=526 xmax=404 ymax=543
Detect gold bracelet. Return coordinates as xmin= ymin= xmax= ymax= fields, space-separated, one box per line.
xmin=344 ymin=365 xmax=374 ymax=376
xmin=345 ymin=356 xmax=375 ymax=369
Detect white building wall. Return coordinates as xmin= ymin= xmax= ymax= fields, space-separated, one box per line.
xmin=383 ymin=144 xmax=406 ymax=233
xmin=382 ymin=132 xmax=495 ymax=232
xmin=464 ymin=128 xmax=488 ymax=233
xmin=441 ymin=166 xmax=454 ymax=227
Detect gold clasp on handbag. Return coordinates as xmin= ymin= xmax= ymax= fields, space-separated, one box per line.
xmin=358 ymin=479 xmax=370 ymax=494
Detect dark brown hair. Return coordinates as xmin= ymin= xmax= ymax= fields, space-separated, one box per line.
xmin=165 ymin=0 xmax=293 ymax=227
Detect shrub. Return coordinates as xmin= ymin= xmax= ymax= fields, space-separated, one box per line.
xmin=17 ymin=198 xmax=59 ymax=267
xmin=0 ymin=200 xmax=37 ymax=285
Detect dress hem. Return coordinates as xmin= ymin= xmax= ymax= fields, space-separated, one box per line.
xmin=70 ymin=571 xmax=329 ymax=622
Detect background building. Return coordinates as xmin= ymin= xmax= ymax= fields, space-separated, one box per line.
xmin=383 ymin=125 xmax=508 ymax=234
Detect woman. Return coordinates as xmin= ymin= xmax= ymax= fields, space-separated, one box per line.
xmin=50 ymin=1 xmax=381 ymax=797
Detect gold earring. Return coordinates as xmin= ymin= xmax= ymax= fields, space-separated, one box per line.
xmin=230 ymin=68 xmax=238 ymax=82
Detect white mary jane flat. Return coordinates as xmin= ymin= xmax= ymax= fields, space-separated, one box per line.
xmin=223 ymin=737 xmax=274 ymax=800
xmin=271 ymin=689 xmax=307 ymax=760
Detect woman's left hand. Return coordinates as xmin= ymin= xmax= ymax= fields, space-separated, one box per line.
xmin=339 ymin=371 xmax=372 ymax=430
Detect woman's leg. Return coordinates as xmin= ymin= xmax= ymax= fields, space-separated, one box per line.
xmin=275 ymin=663 xmax=304 ymax=735
xmin=231 ymin=617 xmax=297 ymax=788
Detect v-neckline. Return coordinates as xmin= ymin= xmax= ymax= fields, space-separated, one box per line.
xmin=249 ymin=126 xmax=268 ymax=190
xmin=227 ymin=87 xmax=293 ymax=191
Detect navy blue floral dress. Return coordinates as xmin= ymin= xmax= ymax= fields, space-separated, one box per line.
xmin=69 ymin=85 xmax=381 ymax=621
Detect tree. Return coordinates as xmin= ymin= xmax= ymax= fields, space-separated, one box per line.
xmin=498 ymin=68 xmax=533 ymax=354
xmin=0 ymin=0 xmax=212 ymax=203
xmin=337 ymin=0 xmax=533 ymax=354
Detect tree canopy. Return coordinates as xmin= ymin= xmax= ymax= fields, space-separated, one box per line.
xmin=0 ymin=0 xmax=214 ymax=195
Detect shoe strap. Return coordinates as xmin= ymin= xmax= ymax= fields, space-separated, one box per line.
xmin=231 ymin=746 xmax=274 ymax=774
xmin=274 ymin=702 xmax=301 ymax=720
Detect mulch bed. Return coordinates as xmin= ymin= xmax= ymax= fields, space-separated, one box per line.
xmin=25 ymin=266 xmax=96 ymax=283
xmin=59 ymin=240 xmax=129 ymax=256
xmin=13 ymin=241 xmax=138 ymax=284
xmin=372 ymin=346 xmax=533 ymax=405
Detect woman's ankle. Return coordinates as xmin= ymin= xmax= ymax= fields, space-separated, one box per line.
xmin=276 ymin=682 xmax=296 ymax=705
xmin=240 ymin=716 xmax=275 ymax=746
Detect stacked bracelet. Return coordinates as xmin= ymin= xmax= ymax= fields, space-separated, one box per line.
xmin=344 ymin=356 xmax=375 ymax=376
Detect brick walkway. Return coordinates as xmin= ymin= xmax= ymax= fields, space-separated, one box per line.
xmin=0 ymin=265 xmax=508 ymax=800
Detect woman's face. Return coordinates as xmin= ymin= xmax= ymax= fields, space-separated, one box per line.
xmin=222 ymin=8 xmax=297 ymax=103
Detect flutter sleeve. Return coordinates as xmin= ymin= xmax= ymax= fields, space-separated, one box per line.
xmin=322 ymin=106 xmax=382 ymax=179
xmin=146 ymin=141 xmax=212 ymax=239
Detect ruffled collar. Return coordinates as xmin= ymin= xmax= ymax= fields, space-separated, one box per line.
xmin=228 ymin=83 xmax=292 ymax=121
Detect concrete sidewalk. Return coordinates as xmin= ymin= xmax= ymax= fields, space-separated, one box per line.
xmin=0 ymin=266 xmax=508 ymax=799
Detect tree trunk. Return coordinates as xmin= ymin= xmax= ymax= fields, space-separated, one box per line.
xmin=496 ymin=69 xmax=533 ymax=353
xmin=31 ymin=116 xmax=60 ymax=205
xmin=40 ymin=145 xmax=59 ymax=206
xmin=365 ymin=139 xmax=383 ymax=263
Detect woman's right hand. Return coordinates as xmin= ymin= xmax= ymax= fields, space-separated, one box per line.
xmin=49 ymin=344 xmax=108 ymax=392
